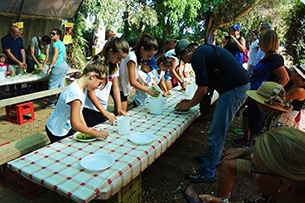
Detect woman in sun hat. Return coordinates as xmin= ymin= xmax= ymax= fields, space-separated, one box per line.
xmin=215 ymin=81 xmax=297 ymax=200
xmin=285 ymin=65 xmax=305 ymax=126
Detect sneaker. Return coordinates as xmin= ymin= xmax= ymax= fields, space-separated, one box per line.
xmin=43 ymin=103 xmax=56 ymax=109
xmin=231 ymin=138 xmax=250 ymax=148
xmin=185 ymin=172 xmax=215 ymax=183
xmin=233 ymin=128 xmax=244 ymax=135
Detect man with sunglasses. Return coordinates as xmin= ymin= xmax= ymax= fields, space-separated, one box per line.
xmin=1 ymin=25 xmax=26 ymax=95
xmin=174 ymin=39 xmax=250 ymax=183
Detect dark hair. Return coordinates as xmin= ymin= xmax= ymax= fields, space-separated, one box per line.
xmin=41 ymin=35 xmax=51 ymax=44
xmin=52 ymin=28 xmax=62 ymax=36
xmin=93 ymin=37 xmax=129 ymax=75
xmin=251 ymin=29 xmax=259 ymax=36
xmin=132 ymin=33 xmax=159 ymax=64
xmin=156 ymin=56 xmax=173 ymax=68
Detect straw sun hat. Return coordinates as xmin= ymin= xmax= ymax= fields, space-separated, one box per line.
xmin=294 ymin=64 xmax=305 ymax=80
xmin=246 ymin=81 xmax=293 ymax=112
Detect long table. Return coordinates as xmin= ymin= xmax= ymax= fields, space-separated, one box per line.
xmin=0 ymin=68 xmax=80 ymax=87
xmin=7 ymin=87 xmax=201 ymax=203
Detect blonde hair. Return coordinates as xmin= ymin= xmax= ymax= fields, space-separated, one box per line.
xmin=259 ymin=30 xmax=279 ymax=54
xmin=255 ymin=127 xmax=305 ymax=192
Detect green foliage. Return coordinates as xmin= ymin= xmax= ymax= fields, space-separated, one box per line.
xmin=67 ymin=14 xmax=87 ymax=70
xmin=283 ymin=1 xmax=305 ymax=66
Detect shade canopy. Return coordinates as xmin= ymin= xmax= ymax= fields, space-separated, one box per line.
xmin=0 ymin=0 xmax=83 ymax=19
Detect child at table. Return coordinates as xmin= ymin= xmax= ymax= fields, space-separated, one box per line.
xmin=45 ymin=60 xmax=109 ymax=143
xmin=0 ymin=53 xmax=9 ymax=96
xmin=0 ymin=53 xmax=9 ymax=80
xmin=33 ymin=53 xmax=48 ymax=74
xmin=133 ymin=56 xmax=159 ymax=107
xmin=118 ymin=33 xmax=160 ymax=111
xmin=152 ymin=55 xmax=174 ymax=97
xmin=83 ymin=37 xmax=130 ymax=127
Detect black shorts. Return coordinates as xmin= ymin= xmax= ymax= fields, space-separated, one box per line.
xmin=120 ymin=91 xmax=128 ymax=102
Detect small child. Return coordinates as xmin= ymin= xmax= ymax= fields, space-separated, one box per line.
xmin=0 ymin=53 xmax=9 ymax=80
xmin=33 ymin=53 xmax=48 ymax=74
xmin=151 ymin=56 xmax=174 ymax=97
xmin=133 ymin=56 xmax=160 ymax=107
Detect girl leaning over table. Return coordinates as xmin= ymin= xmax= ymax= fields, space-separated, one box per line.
xmin=118 ymin=33 xmax=160 ymax=112
xmin=45 ymin=61 xmax=109 ymax=143
xmin=82 ymin=37 xmax=130 ymax=127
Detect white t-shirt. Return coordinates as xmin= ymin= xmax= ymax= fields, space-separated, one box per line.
xmin=0 ymin=64 xmax=7 ymax=80
xmin=255 ymin=48 xmax=265 ymax=65
xmin=84 ymin=69 xmax=119 ymax=111
xmin=248 ymin=39 xmax=260 ymax=66
xmin=133 ymin=70 xmax=155 ymax=106
xmin=118 ymin=51 xmax=140 ymax=96
xmin=46 ymin=81 xmax=85 ymax=136
xmin=151 ymin=69 xmax=165 ymax=84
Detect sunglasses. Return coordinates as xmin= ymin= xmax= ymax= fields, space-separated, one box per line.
xmin=50 ymin=32 xmax=57 ymax=36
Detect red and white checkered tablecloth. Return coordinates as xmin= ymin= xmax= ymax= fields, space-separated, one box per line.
xmin=7 ymin=87 xmax=200 ymax=203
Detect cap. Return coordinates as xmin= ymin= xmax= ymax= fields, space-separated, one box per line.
xmin=231 ymin=24 xmax=241 ymax=31
xmin=145 ymin=56 xmax=159 ymax=70
xmin=294 ymin=65 xmax=305 ymax=80
xmin=38 ymin=54 xmax=46 ymax=61
xmin=174 ymin=39 xmax=198 ymax=56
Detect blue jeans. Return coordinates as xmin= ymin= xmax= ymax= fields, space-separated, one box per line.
xmin=199 ymin=82 xmax=250 ymax=178
xmin=48 ymin=61 xmax=68 ymax=104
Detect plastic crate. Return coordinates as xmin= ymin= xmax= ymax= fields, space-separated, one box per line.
xmin=101 ymin=175 xmax=142 ymax=203
xmin=0 ymin=164 xmax=46 ymax=199
xmin=5 ymin=102 xmax=35 ymax=125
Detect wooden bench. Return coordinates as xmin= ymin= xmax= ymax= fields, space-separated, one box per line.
xmin=0 ymin=87 xmax=66 ymax=108
xmin=0 ymin=132 xmax=50 ymax=165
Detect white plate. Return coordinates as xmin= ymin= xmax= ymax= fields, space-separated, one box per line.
xmin=80 ymin=154 xmax=114 ymax=171
xmin=73 ymin=132 xmax=97 ymax=142
xmin=129 ymin=132 xmax=156 ymax=145
xmin=173 ymin=108 xmax=190 ymax=114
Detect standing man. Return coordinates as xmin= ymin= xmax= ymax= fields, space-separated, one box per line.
xmin=26 ymin=35 xmax=51 ymax=73
xmin=1 ymin=25 xmax=26 ymax=95
xmin=174 ymin=39 xmax=250 ymax=183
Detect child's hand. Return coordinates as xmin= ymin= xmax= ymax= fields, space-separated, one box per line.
xmin=147 ymin=87 xmax=160 ymax=97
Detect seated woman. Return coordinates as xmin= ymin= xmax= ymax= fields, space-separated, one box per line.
xmin=199 ymin=127 xmax=305 ymax=203
xmin=211 ymin=81 xmax=297 ymax=200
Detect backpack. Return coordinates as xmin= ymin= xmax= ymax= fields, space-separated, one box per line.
xmin=243 ymin=49 xmax=249 ymax=63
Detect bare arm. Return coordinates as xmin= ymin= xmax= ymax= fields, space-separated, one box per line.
xmin=4 ymin=48 xmax=24 ymax=68
xmin=29 ymin=46 xmax=41 ymax=69
xmin=175 ymin=85 xmax=208 ymax=111
xmin=88 ymin=89 xmax=116 ymax=122
xmin=273 ymin=66 xmax=290 ymax=87
xmin=70 ymin=99 xmax=108 ymax=139
xmin=112 ymin=77 xmax=126 ymax=116
xmin=286 ymin=87 xmax=305 ymax=101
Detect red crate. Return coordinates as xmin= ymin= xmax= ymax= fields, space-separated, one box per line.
xmin=5 ymin=102 xmax=35 ymax=125
xmin=0 ymin=164 xmax=46 ymax=199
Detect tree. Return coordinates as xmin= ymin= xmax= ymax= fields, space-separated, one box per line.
xmin=153 ymin=0 xmax=201 ymax=43
xmin=283 ymin=0 xmax=305 ymax=65
xmin=196 ymin=0 xmax=281 ymax=44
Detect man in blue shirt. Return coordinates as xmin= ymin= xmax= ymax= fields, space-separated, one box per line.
xmin=1 ymin=25 xmax=27 ymax=95
xmin=175 ymin=39 xmax=250 ymax=183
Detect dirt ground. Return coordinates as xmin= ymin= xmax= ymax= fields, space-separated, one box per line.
xmin=0 ymin=97 xmax=259 ymax=203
